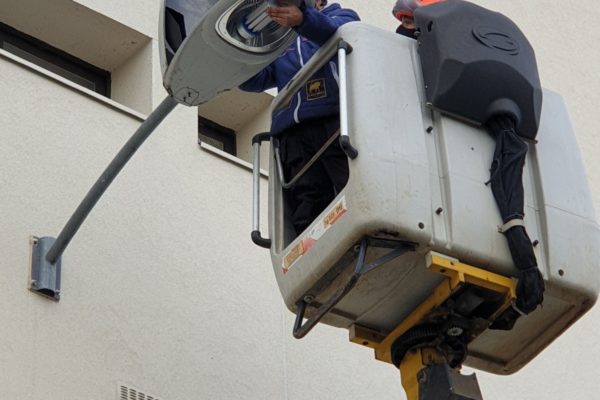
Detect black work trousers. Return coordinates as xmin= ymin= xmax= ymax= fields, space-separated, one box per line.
xmin=279 ymin=115 xmax=349 ymax=235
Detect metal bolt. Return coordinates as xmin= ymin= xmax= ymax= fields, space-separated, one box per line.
xmin=435 ymin=207 xmax=443 ymax=215
xmin=532 ymin=240 xmax=539 ymax=247
xmin=304 ymin=295 xmax=315 ymax=303
xmin=446 ymin=326 xmax=463 ymax=337
xmin=426 ymin=126 xmax=434 ymax=134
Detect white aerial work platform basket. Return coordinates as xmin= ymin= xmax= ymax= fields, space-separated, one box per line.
xmin=251 ymin=22 xmax=600 ymax=375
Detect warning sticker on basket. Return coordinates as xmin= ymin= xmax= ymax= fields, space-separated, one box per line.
xmin=282 ymin=197 xmax=347 ymax=274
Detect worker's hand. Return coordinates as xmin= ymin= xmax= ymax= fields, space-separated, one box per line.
xmin=267 ymin=2 xmax=304 ymax=28
xmin=400 ymin=15 xmax=415 ymax=30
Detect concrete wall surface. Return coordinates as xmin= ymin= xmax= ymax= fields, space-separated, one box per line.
xmin=1 ymin=1 xmax=599 ymax=400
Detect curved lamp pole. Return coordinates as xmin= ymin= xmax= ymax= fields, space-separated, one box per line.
xmin=30 ymin=96 xmax=178 ymax=301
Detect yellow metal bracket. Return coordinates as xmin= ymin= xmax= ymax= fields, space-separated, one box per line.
xmin=349 ymin=251 xmax=517 ymax=364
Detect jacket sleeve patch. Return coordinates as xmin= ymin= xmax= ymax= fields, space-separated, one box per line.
xmin=306 ymin=78 xmax=327 ymax=100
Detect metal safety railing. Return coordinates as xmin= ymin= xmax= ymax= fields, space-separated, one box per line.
xmin=293 ymin=237 xmax=415 ymax=339
xmin=251 ymin=38 xmax=358 ymax=249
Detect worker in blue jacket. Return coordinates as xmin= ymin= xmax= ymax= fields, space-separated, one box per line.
xmin=241 ymin=0 xmax=360 ymax=236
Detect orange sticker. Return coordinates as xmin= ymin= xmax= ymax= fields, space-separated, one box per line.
xmin=282 ymin=197 xmax=348 ymax=273
xmin=283 ymin=241 xmax=305 ymax=273
xmin=324 ymin=201 xmax=347 ymax=227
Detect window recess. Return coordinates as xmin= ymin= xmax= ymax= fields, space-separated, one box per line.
xmin=0 ymin=21 xmax=111 ymax=97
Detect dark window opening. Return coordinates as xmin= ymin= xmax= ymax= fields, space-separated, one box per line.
xmin=0 ymin=21 xmax=111 ymax=97
xmin=198 ymin=116 xmax=236 ymax=156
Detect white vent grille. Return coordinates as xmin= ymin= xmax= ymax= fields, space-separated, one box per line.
xmin=119 ymin=384 xmax=162 ymax=400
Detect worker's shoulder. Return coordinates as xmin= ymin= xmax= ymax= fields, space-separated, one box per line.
xmin=322 ymin=3 xmax=360 ymax=20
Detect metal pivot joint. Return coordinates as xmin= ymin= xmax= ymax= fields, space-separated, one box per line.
xmin=350 ymin=252 xmax=517 ymax=400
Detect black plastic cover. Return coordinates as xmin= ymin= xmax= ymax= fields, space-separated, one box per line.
xmin=414 ymin=0 xmax=542 ymax=139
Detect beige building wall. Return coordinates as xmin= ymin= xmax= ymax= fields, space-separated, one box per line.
xmin=1 ymin=1 xmax=599 ymax=399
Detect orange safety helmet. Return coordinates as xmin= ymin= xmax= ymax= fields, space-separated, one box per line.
xmin=392 ymin=0 xmax=445 ymax=21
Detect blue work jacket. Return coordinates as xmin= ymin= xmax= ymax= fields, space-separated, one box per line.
xmin=240 ymin=3 xmax=360 ymax=135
